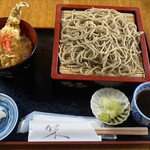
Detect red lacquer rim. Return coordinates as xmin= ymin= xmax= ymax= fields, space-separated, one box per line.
xmin=0 ymin=140 xmax=150 ymax=145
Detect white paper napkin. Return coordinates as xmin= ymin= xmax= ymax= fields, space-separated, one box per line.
xmin=28 ymin=121 xmax=101 ymax=142
xmin=17 ymin=111 xmax=117 ymax=141
xmin=32 ymin=113 xmax=102 ymax=129
xmin=17 ymin=111 xmax=102 ymax=133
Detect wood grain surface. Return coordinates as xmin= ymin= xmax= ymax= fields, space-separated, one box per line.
xmin=0 ymin=0 xmax=150 ymax=44
xmin=0 ymin=0 xmax=150 ymax=150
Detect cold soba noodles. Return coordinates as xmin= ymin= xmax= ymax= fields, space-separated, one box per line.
xmin=59 ymin=8 xmax=144 ymax=76
xmin=0 ymin=2 xmax=32 ymax=68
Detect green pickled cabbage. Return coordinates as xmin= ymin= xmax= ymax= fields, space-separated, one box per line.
xmin=98 ymin=112 xmax=111 ymax=122
xmin=98 ymin=97 xmax=124 ymax=122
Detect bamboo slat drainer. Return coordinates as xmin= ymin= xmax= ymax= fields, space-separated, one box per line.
xmin=59 ymin=10 xmax=145 ymax=78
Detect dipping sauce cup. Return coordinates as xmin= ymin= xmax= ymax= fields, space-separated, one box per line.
xmin=131 ymin=82 xmax=150 ymax=127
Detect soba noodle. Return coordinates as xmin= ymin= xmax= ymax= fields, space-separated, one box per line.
xmin=58 ymin=8 xmax=144 ymax=76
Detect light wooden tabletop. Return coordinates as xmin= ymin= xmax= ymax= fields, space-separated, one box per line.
xmin=0 ymin=0 xmax=150 ymax=149
xmin=0 ymin=0 xmax=150 ymax=44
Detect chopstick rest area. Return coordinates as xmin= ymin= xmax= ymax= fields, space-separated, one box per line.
xmin=95 ymin=127 xmax=148 ymax=135
xmin=16 ymin=111 xmax=148 ymax=142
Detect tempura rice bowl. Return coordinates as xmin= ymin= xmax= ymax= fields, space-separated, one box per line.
xmin=0 ymin=17 xmax=37 ymax=77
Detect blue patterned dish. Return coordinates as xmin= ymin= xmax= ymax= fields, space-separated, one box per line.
xmin=0 ymin=93 xmax=18 ymax=140
xmin=131 ymin=82 xmax=150 ymax=127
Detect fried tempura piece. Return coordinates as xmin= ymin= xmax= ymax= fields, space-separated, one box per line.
xmin=6 ymin=2 xmax=29 ymax=29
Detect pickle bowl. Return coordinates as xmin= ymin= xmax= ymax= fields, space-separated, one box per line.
xmin=90 ymin=88 xmax=130 ymax=125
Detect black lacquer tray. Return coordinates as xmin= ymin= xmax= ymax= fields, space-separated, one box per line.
xmin=0 ymin=29 xmax=150 ymax=145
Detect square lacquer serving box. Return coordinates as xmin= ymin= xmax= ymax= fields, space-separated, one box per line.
xmin=51 ymin=4 xmax=150 ymax=82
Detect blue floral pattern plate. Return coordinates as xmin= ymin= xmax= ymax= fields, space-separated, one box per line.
xmin=0 ymin=93 xmax=18 ymax=140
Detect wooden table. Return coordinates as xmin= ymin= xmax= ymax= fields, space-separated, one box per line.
xmin=0 ymin=0 xmax=150 ymax=150
xmin=1 ymin=0 xmax=150 ymax=45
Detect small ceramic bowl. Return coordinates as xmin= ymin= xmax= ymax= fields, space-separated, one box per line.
xmin=0 ymin=93 xmax=18 ymax=140
xmin=90 ymin=88 xmax=130 ymax=125
xmin=131 ymin=82 xmax=150 ymax=127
